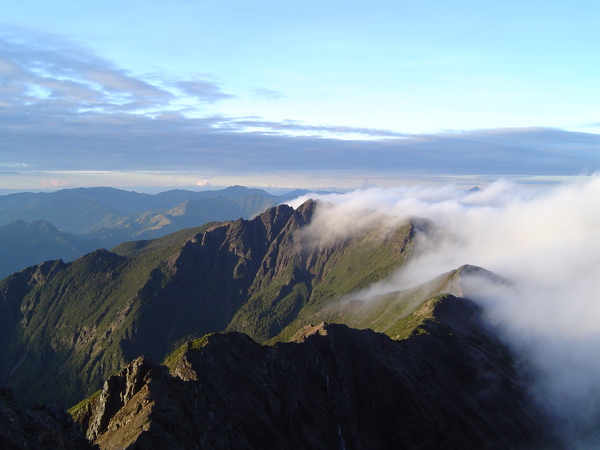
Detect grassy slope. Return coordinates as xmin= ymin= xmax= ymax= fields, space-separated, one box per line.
xmin=297 ymin=268 xmax=466 ymax=340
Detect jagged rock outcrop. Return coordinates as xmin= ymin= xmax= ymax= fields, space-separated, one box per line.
xmin=71 ymin=295 xmax=558 ymax=449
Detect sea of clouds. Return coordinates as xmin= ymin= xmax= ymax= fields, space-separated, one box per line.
xmin=288 ymin=175 xmax=600 ymax=447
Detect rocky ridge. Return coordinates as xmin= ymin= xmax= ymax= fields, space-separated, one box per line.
xmin=70 ymin=295 xmax=558 ymax=449
xmin=0 ymin=388 xmax=92 ymax=449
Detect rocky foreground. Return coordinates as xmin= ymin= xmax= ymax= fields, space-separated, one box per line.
xmin=1 ymin=294 xmax=561 ymax=449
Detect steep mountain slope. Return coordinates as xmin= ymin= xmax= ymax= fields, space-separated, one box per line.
xmin=222 ymin=204 xmax=419 ymax=342
xmin=0 ymin=223 xmax=213 ymax=408
xmin=70 ymin=296 xmax=557 ymax=449
xmin=0 ymin=200 xmax=418 ymax=407
xmin=0 ymin=198 xmax=569 ymax=447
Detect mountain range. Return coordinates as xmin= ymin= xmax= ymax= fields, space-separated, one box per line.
xmin=0 ymin=198 xmax=570 ymax=448
xmin=0 ymin=186 xmax=320 ymax=279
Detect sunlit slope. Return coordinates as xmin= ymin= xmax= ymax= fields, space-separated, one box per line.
xmin=225 ymin=214 xmax=418 ymax=341
xmin=276 ymin=265 xmax=504 ymax=341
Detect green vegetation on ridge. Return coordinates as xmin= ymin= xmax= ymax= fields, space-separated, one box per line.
xmin=0 ymin=224 xmax=213 ymax=406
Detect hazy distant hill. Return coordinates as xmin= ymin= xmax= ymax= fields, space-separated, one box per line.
xmin=85 ymin=196 xmax=265 ymax=242
xmin=0 ymin=186 xmax=286 ymax=278
xmin=0 ymin=220 xmax=103 ymax=279
xmin=0 ymin=189 xmax=126 ymax=234
xmin=0 ymin=186 xmax=278 ymax=233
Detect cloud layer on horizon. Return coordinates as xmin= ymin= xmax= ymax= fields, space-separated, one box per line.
xmin=0 ymin=28 xmax=598 ymax=180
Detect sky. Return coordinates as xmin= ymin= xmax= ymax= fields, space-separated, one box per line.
xmin=0 ymin=0 xmax=599 ymax=191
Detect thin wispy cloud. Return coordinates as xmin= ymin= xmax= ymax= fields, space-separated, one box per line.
xmin=0 ymin=29 xmax=172 ymax=114
xmin=0 ymin=110 xmax=597 ymax=176
xmin=172 ymin=80 xmax=234 ymax=103
xmin=252 ymin=87 xmax=286 ymax=99
xmin=0 ymin=28 xmax=232 ymax=117
xmin=0 ymin=28 xmax=598 ymax=185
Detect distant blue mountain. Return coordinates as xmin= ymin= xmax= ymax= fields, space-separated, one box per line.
xmin=0 ymin=220 xmax=103 ymax=279
xmin=0 ymin=186 xmax=307 ymax=279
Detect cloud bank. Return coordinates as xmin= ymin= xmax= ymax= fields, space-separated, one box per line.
xmin=0 ymin=28 xmax=598 ymax=181
xmin=289 ymin=176 xmax=600 ymax=446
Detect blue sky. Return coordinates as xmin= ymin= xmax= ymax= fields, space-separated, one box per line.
xmin=0 ymin=0 xmax=598 ymax=190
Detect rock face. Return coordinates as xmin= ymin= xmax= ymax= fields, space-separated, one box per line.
xmin=0 ymin=388 xmax=92 ymax=450
xmin=71 ymin=295 xmax=558 ymax=449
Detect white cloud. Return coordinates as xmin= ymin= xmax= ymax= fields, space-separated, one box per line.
xmin=289 ymin=176 xmax=600 ymax=445
xmin=173 ymin=80 xmax=233 ymax=102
